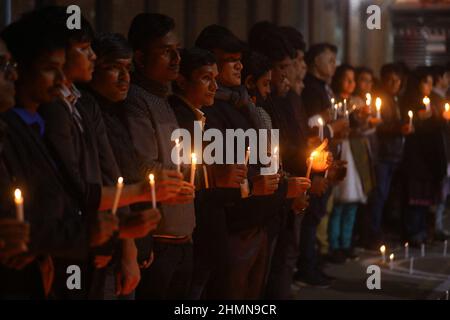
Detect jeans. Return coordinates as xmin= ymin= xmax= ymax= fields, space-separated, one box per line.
xmin=328 ymin=203 xmax=358 ymax=250
xmin=297 ymin=210 xmax=322 ymax=277
xmin=404 ymin=205 xmax=427 ymax=243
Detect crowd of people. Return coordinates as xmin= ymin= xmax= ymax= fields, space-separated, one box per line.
xmin=0 ymin=6 xmax=449 ymax=299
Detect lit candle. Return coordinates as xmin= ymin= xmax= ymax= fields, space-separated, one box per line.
xmin=404 ymin=242 xmax=409 ymax=259
xmin=175 ymin=139 xmax=181 ymax=173
xmin=380 ymin=245 xmax=386 ymax=263
xmin=343 ymin=99 xmax=348 ymax=113
xmin=190 ymin=153 xmax=197 ymax=185
xmin=444 ymin=103 xmax=450 ymax=121
xmin=306 ymin=151 xmax=318 ymax=179
xmin=445 ymin=103 xmax=449 ymax=112
xmin=317 ymin=117 xmax=324 ymax=141
xmin=272 ymin=146 xmax=279 ymax=174
xmin=389 ymin=253 xmax=394 ymax=270
xmin=245 ymin=147 xmax=250 ymax=165
xmin=408 ymin=110 xmax=413 ymax=127
xmin=421 ymin=243 xmax=425 ymax=257
xmin=375 ymin=97 xmax=382 ymax=119
xmin=409 ymin=257 xmax=414 ymax=275
xmin=333 ymin=104 xmax=338 ymax=120
xmin=365 ymin=93 xmax=372 ymax=107
xmin=14 ymin=189 xmax=24 ymax=222
xmin=345 ymin=110 xmax=349 ymax=120
xmin=444 ymin=240 xmax=448 ymax=257
xmin=331 ymin=98 xmax=335 ymax=105
xmin=111 ymin=177 xmax=124 ymax=216
xmin=423 ymin=96 xmax=431 ymax=112
xmin=149 ymin=174 xmax=156 ymax=209
xmin=202 ymin=165 xmax=209 ymax=189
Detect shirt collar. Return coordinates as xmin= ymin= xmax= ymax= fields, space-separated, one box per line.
xmin=60 ymin=83 xmax=82 ymax=112
xmin=13 ymin=107 xmax=45 ymax=136
xmin=175 ymin=94 xmax=206 ymax=130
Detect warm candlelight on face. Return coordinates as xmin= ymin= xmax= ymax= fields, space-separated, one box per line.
xmin=149 ymin=174 xmax=156 ymax=209
xmin=111 ymin=177 xmax=124 ymax=216
xmin=14 ymin=188 xmax=24 ymax=222
xmin=190 ymin=153 xmax=197 ymax=185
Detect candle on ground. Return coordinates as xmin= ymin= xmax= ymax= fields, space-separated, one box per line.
xmin=111 ymin=177 xmax=124 ymax=216
xmin=14 ymin=189 xmax=24 ymax=222
xmin=380 ymin=245 xmax=386 ymax=263
xmin=149 ymin=174 xmax=156 ymax=209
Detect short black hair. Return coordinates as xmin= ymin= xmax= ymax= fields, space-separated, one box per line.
xmin=1 ymin=9 xmax=66 ymax=67
xmin=35 ymin=6 xmax=94 ymax=45
xmin=241 ymin=51 xmax=273 ymax=82
xmin=195 ymin=24 xmax=246 ymax=54
xmin=92 ymin=33 xmax=132 ymax=63
xmin=430 ymin=65 xmax=448 ymax=84
xmin=179 ymin=47 xmax=216 ymax=79
xmin=355 ymin=66 xmax=374 ymax=79
xmin=331 ymin=64 xmax=355 ymax=95
xmin=248 ymin=21 xmax=295 ymax=63
xmin=279 ymin=26 xmax=306 ymax=53
xmin=305 ymin=43 xmax=337 ymax=66
xmin=380 ymin=63 xmax=403 ymax=80
xmin=128 ymin=13 xmax=175 ymax=51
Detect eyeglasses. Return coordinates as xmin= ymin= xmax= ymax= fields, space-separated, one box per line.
xmin=0 ymin=60 xmax=18 ymax=74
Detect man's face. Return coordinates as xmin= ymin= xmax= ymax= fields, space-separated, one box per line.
xmin=341 ymin=70 xmax=356 ymax=96
xmin=140 ymin=31 xmax=181 ymax=84
xmin=357 ymin=72 xmax=373 ymax=94
xmin=437 ymin=72 xmax=450 ymax=90
xmin=271 ymin=56 xmax=291 ymax=97
xmin=91 ymin=58 xmax=132 ymax=103
xmin=314 ymin=49 xmax=337 ymax=80
xmin=64 ymin=41 xmax=96 ymax=83
xmin=214 ymin=50 xmax=243 ymax=87
xmin=0 ymin=41 xmax=18 ymax=112
xmin=255 ymin=71 xmax=272 ymax=100
xmin=420 ymin=75 xmax=433 ymax=97
xmin=179 ymin=63 xmax=219 ymax=108
xmin=383 ymin=72 xmax=402 ymax=96
xmin=19 ymin=49 xmax=66 ymax=105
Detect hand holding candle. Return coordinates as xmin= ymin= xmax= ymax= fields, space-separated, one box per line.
xmin=14 ymin=189 xmax=24 ymax=222
xmin=111 ymin=177 xmax=124 ymax=216
xmin=149 ymin=174 xmax=156 ymax=209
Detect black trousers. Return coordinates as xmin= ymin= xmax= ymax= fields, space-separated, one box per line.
xmin=135 ymin=241 xmax=193 ymax=300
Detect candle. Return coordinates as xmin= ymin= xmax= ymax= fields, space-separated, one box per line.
xmin=149 ymin=174 xmax=156 ymax=209
xmin=380 ymin=245 xmax=386 ymax=263
xmin=202 ymin=165 xmax=209 ymax=189
xmin=190 ymin=153 xmax=197 ymax=185
xmin=111 ymin=177 xmax=124 ymax=216
xmin=175 ymin=139 xmax=181 ymax=173
xmin=445 ymin=103 xmax=449 ymax=112
xmin=306 ymin=151 xmax=318 ymax=179
xmin=446 ymin=290 xmax=449 ymax=301
xmin=375 ymin=97 xmax=382 ymax=119
xmin=423 ymin=96 xmax=430 ymax=112
xmin=272 ymin=146 xmax=279 ymax=174
xmin=345 ymin=110 xmax=349 ymax=120
xmin=404 ymin=242 xmax=409 ymax=259
xmin=317 ymin=117 xmax=324 ymax=141
xmin=444 ymin=103 xmax=450 ymax=121
xmin=343 ymin=99 xmax=347 ymax=113
xmin=421 ymin=243 xmax=425 ymax=257
xmin=245 ymin=147 xmax=250 ymax=165
xmin=389 ymin=253 xmax=394 ymax=270
xmin=365 ymin=93 xmax=372 ymax=106
xmin=408 ymin=110 xmax=413 ymax=127
xmin=331 ymin=98 xmax=335 ymax=105
xmin=409 ymin=257 xmax=414 ymax=275
xmin=444 ymin=240 xmax=448 ymax=257
xmin=333 ymin=104 xmax=338 ymax=120
xmin=14 ymin=188 xmax=24 ymax=222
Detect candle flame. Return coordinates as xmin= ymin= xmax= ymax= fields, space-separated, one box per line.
xmin=149 ymin=174 xmax=155 ymax=183
xmin=14 ymin=188 xmax=22 ymax=200
xmin=310 ymin=151 xmax=318 ymax=159
xmin=117 ymin=177 xmax=124 ymax=184
xmin=334 ymin=104 xmax=338 ymax=110
xmin=405 ymin=242 xmax=409 ymax=248
xmin=390 ymin=253 xmax=394 ymax=260
xmin=408 ymin=110 xmax=413 ymax=118
xmin=331 ymin=98 xmax=335 ymax=105
xmin=175 ymin=138 xmax=179 ymax=145
xmin=445 ymin=103 xmax=449 ymax=112
xmin=191 ymin=153 xmax=197 ymax=164
xmin=318 ymin=117 xmax=324 ymax=126
xmin=423 ymin=96 xmax=430 ymax=105
xmin=366 ymin=93 xmax=371 ymax=100
xmin=375 ymin=97 xmax=382 ymax=110
xmin=380 ymin=245 xmax=386 ymax=253
xmin=274 ymin=146 xmax=279 ymax=155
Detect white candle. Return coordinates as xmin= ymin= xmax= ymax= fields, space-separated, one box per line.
xmin=245 ymin=147 xmax=250 ymax=165
xmin=444 ymin=240 xmax=448 ymax=257
xmin=408 ymin=110 xmax=413 ymax=127
xmin=345 ymin=110 xmax=349 ymax=120
xmin=306 ymin=151 xmax=317 ymax=179
xmin=366 ymin=93 xmax=372 ymax=107
xmin=343 ymin=99 xmax=348 ymax=113
xmin=190 ymin=153 xmax=197 ymax=185
xmin=175 ymin=139 xmax=181 ymax=173
xmin=333 ymin=104 xmax=338 ymax=120
xmin=380 ymin=245 xmax=386 ymax=263
xmin=331 ymin=98 xmax=335 ymax=105
xmin=318 ymin=117 xmax=324 ymax=141
xmin=14 ymin=188 xmax=24 ymax=222
xmin=272 ymin=146 xmax=279 ymax=174
xmin=389 ymin=253 xmax=394 ymax=270
xmin=409 ymin=257 xmax=414 ymax=275
xmin=445 ymin=103 xmax=449 ymax=113
xmin=149 ymin=174 xmax=156 ymax=209
xmin=421 ymin=243 xmax=425 ymax=257
xmin=404 ymin=242 xmax=409 ymax=259
xmin=111 ymin=177 xmax=124 ymax=216
xmin=202 ymin=165 xmax=209 ymax=189
xmin=423 ymin=96 xmax=430 ymax=112
xmin=376 ymin=98 xmax=382 ymax=119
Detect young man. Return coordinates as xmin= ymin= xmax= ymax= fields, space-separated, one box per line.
xmin=126 ymin=13 xmax=195 ymax=300
xmin=368 ymin=63 xmax=412 ymax=249
xmin=0 ymin=10 xmax=116 ymax=299
xmin=0 ymin=38 xmax=30 ymax=263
